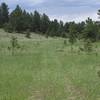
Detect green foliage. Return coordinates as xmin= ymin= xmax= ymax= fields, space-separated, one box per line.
xmin=97 ymin=9 xmax=100 ymax=18
xmin=40 ymin=13 xmax=50 ymax=34
xmin=10 ymin=36 xmax=20 ymax=55
xmin=77 ymin=22 xmax=85 ymax=39
xmin=11 ymin=37 xmax=18 ymax=48
xmin=64 ymin=22 xmax=69 ymax=33
xmin=84 ymin=39 xmax=93 ymax=53
xmin=0 ymin=2 xmax=100 ymax=41
xmin=4 ymin=23 xmax=13 ymax=33
xmin=63 ymin=39 xmax=67 ymax=47
xmin=0 ymin=30 xmax=100 ymax=99
xmin=69 ymin=34 xmax=76 ymax=45
xmin=97 ymin=70 xmax=100 ymax=78
xmin=25 ymin=29 xmax=31 ymax=38
xmin=9 ymin=5 xmax=24 ymax=32
xmin=83 ymin=18 xmax=98 ymax=42
xmin=23 ymin=10 xmax=32 ymax=29
xmin=68 ymin=22 xmax=77 ymax=45
xmin=32 ymin=10 xmax=41 ymax=32
xmin=47 ymin=19 xmax=61 ymax=37
xmin=0 ymin=2 xmax=9 ymax=27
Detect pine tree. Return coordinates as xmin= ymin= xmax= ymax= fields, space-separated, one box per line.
xmin=49 ymin=19 xmax=60 ymax=36
xmin=0 ymin=3 xmax=9 ymax=27
xmin=40 ymin=13 xmax=50 ymax=34
xmin=9 ymin=5 xmax=23 ymax=32
xmin=84 ymin=39 xmax=93 ymax=54
xmin=32 ymin=10 xmax=41 ymax=32
xmin=68 ymin=22 xmax=77 ymax=52
xmin=58 ymin=20 xmax=64 ymax=37
xmin=25 ymin=29 xmax=31 ymax=38
xmin=22 ymin=10 xmax=32 ymax=30
xmin=83 ymin=18 xmax=98 ymax=42
xmin=68 ymin=22 xmax=77 ymax=44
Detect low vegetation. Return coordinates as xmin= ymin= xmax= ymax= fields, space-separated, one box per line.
xmin=0 ymin=29 xmax=100 ymax=100
xmin=0 ymin=2 xmax=100 ymax=42
xmin=0 ymin=2 xmax=100 ymax=100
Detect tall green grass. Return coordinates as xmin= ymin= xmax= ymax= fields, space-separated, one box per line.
xmin=0 ymin=29 xmax=100 ymax=100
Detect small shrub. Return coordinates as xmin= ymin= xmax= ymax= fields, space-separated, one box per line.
xmin=97 ymin=70 xmax=100 ymax=77
xmin=95 ymin=45 xmax=98 ymax=56
xmin=69 ymin=34 xmax=76 ymax=52
xmin=10 ymin=36 xmax=20 ymax=55
xmin=84 ymin=39 xmax=93 ymax=54
xmin=45 ymin=34 xmax=48 ymax=38
xmin=4 ymin=23 xmax=13 ymax=33
xmin=79 ymin=47 xmax=84 ymax=52
xmin=25 ymin=29 xmax=31 ymax=38
xmin=62 ymin=39 xmax=67 ymax=49
xmin=64 ymin=39 xmax=67 ymax=45
xmin=69 ymin=36 xmax=76 ymax=45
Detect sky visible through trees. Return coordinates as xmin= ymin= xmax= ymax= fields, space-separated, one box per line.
xmin=0 ymin=2 xmax=100 ymax=42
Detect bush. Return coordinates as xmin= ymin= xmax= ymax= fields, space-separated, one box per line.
xmin=25 ymin=29 xmax=31 ymax=38
xmin=84 ymin=39 xmax=93 ymax=53
xmin=97 ymin=70 xmax=100 ymax=78
xmin=64 ymin=39 xmax=67 ymax=45
xmin=4 ymin=23 xmax=13 ymax=33
xmin=10 ymin=36 xmax=20 ymax=55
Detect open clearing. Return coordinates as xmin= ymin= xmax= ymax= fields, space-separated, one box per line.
xmin=0 ymin=29 xmax=100 ymax=100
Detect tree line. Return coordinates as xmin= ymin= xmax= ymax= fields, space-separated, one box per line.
xmin=0 ymin=2 xmax=100 ymax=41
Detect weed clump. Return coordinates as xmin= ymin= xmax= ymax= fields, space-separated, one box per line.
xmin=84 ymin=39 xmax=93 ymax=54
xmin=25 ymin=29 xmax=31 ymax=38
xmin=8 ymin=36 xmax=20 ymax=55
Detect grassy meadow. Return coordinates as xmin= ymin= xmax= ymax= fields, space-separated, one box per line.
xmin=0 ymin=29 xmax=100 ymax=100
